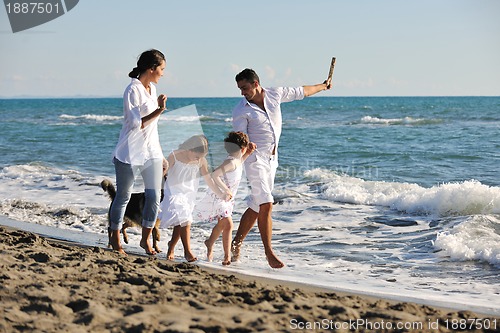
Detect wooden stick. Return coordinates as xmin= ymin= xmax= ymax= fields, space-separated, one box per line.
xmin=327 ymin=57 xmax=336 ymax=84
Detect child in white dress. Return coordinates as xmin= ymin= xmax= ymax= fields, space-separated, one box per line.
xmin=159 ymin=135 xmax=226 ymax=262
xmin=196 ymin=131 xmax=256 ymax=265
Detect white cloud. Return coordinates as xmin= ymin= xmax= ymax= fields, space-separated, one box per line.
xmin=339 ymin=78 xmax=375 ymax=89
xmin=265 ymin=65 xmax=276 ymax=80
xmin=230 ymin=64 xmax=241 ymax=74
xmin=387 ymin=77 xmax=408 ymax=87
xmin=11 ymin=75 xmax=25 ymax=82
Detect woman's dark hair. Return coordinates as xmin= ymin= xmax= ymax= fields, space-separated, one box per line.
xmin=128 ymin=49 xmax=165 ymax=78
xmin=235 ymin=68 xmax=260 ymax=84
xmin=224 ymin=131 xmax=249 ymax=154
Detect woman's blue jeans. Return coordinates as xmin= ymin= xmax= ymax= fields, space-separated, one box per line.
xmin=109 ymin=157 xmax=163 ymax=230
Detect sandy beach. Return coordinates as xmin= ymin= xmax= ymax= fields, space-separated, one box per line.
xmin=0 ymin=225 xmax=498 ymax=332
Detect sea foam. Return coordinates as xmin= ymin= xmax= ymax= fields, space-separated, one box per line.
xmin=434 ymin=215 xmax=500 ymax=266
xmin=304 ymin=168 xmax=500 ymax=217
xmin=357 ymin=115 xmax=444 ymax=126
xmin=59 ymin=114 xmax=122 ymax=122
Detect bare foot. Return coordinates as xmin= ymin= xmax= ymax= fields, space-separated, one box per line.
xmin=110 ymin=232 xmax=127 ymax=256
xmin=205 ymin=240 xmax=213 ymax=262
xmin=231 ymin=240 xmax=241 ymax=262
xmin=153 ymin=244 xmax=162 ymax=253
xmin=184 ymin=250 xmax=197 ymax=263
xmin=166 ymin=241 xmax=175 ymax=260
xmin=114 ymin=247 xmax=127 ymax=256
xmin=222 ymin=256 xmax=231 ymax=266
xmin=140 ymin=240 xmax=157 ymax=255
xmin=266 ymin=251 xmax=284 ymax=269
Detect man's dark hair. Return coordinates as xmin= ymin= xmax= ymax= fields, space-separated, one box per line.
xmin=235 ymin=68 xmax=260 ymax=83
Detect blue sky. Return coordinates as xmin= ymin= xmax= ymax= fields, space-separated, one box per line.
xmin=1 ymin=0 xmax=499 ymax=97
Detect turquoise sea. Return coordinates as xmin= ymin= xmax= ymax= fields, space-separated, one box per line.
xmin=0 ymin=96 xmax=499 ymax=315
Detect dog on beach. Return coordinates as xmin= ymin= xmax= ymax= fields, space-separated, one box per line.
xmin=100 ymin=179 xmax=163 ymax=253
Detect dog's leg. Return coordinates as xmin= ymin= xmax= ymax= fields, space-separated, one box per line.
xmin=122 ymin=220 xmax=133 ymax=244
xmin=152 ymin=219 xmax=162 ymax=253
xmin=107 ymin=227 xmax=112 ymax=248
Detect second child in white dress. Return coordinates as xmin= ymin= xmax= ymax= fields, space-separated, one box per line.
xmin=196 ymin=131 xmax=256 ymax=265
xmin=159 ymin=135 xmax=225 ymax=262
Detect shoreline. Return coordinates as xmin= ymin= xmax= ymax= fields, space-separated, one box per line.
xmin=1 ymin=215 xmax=498 ymax=317
xmin=1 ymin=220 xmax=499 ymax=332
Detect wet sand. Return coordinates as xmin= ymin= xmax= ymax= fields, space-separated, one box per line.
xmin=0 ymin=225 xmax=497 ymax=332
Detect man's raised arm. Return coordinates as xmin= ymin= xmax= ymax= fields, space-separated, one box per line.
xmin=303 ymin=77 xmax=332 ymax=97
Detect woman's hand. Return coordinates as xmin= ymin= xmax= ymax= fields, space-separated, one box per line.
xmin=157 ymin=94 xmax=167 ymax=110
xmin=141 ymin=94 xmax=167 ymax=129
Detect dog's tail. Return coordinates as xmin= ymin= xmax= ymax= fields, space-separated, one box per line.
xmin=100 ymin=179 xmax=116 ymax=200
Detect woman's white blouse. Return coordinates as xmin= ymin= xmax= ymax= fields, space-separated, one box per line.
xmin=113 ymin=78 xmax=163 ymax=165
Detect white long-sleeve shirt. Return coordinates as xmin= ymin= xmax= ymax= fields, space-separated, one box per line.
xmin=232 ymin=86 xmax=304 ymax=156
xmin=113 ymin=78 xmax=163 ymax=165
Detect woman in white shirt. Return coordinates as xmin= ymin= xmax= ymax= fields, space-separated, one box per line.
xmin=109 ymin=49 xmax=167 ymax=255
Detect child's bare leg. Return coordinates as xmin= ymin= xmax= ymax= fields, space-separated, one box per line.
xmin=167 ymin=225 xmax=181 ymax=260
xmin=205 ymin=221 xmax=224 ymax=262
xmin=221 ymin=217 xmax=233 ymax=265
xmin=180 ymin=224 xmax=197 ymax=262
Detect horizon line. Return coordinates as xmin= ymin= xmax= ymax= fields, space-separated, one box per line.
xmin=1 ymin=95 xmax=499 ymax=100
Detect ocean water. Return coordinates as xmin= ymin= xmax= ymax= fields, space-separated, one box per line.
xmin=1 ymin=96 xmax=499 ymax=315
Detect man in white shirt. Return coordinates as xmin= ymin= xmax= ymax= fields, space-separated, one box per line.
xmin=232 ymin=68 xmax=332 ymax=268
